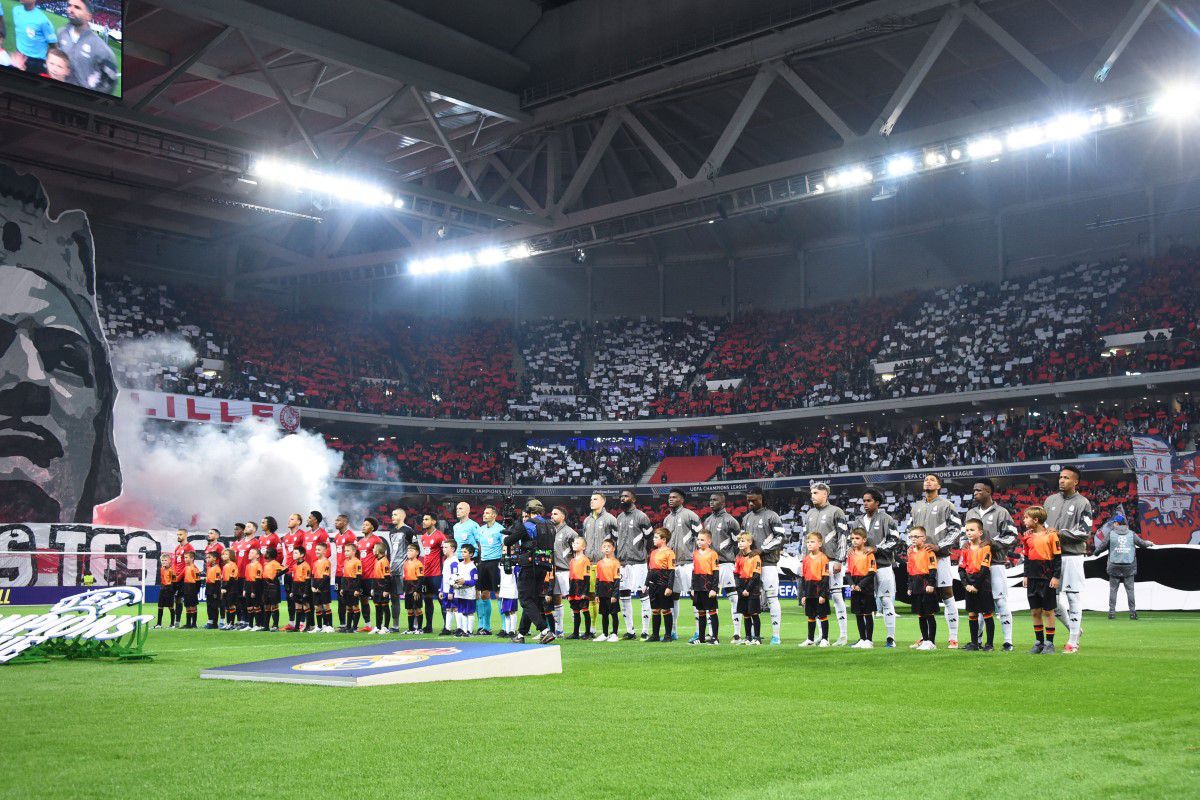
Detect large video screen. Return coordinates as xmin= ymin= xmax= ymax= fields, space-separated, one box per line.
xmin=1 ymin=0 xmax=122 ymax=97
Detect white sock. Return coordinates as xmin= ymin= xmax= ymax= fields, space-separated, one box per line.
xmin=943 ymin=598 xmax=959 ymax=640
xmin=832 ymin=593 xmax=847 ymax=640
xmin=640 ymin=595 xmax=650 ymax=634
xmin=995 ymin=595 xmax=1012 ymax=644
xmin=1066 ymin=591 xmax=1083 ymax=644
xmin=553 ymin=604 xmax=563 ymax=633
xmin=880 ymin=593 xmax=896 ymax=640
xmin=672 ymin=600 xmax=680 ymax=633
xmin=465 ymin=613 xmax=475 ymax=632
xmin=728 ymin=594 xmax=741 ymax=635
xmin=620 ymin=596 xmax=634 ymax=633
xmin=447 ymin=609 xmax=458 ymax=630
xmin=769 ymin=597 xmax=781 ymax=639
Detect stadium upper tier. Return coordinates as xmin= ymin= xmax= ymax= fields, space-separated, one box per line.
xmin=98 ymin=248 xmax=1200 ymax=424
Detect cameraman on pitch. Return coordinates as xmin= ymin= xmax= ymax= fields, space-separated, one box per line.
xmin=503 ymin=499 xmax=558 ymax=644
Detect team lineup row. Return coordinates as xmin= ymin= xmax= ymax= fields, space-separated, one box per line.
xmin=152 ymin=466 xmax=1097 ymax=653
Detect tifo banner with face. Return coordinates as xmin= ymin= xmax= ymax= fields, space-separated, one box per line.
xmin=1132 ymin=436 xmax=1200 ymax=544
xmin=0 ymin=523 xmax=197 ymax=604
xmin=0 ymin=166 xmax=122 ymax=524
xmin=121 ymin=390 xmax=299 ymax=431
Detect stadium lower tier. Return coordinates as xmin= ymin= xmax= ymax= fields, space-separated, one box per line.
xmin=322 ymin=398 xmax=1195 ymax=487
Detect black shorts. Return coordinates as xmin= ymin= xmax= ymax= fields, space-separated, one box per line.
xmin=910 ymin=590 xmax=938 ymax=616
xmin=224 ymin=578 xmax=241 ymax=603
xmin=568 ymin=577 xmax=589 ymax=599
xmin=850 ymin=591 xmax=877 ymax=615
xmin=422 ymin=575 xmax=442 ymax=596
xmin=265 ymin=583 xmax=281 ymax=605
xmin=206 ymin=583 xmax=221 ymax=605
xmin=965 ymin=589 xmax=995 ymax=614
xmin=648 ymin=585 xmax=673 ymax=611
xmin=372 ymin=581 xmax=390 ymax=603
xmin=476 ymin=560 xmax=501 ymax=593
xmin=244 ymin=583 xmax=262 ymax=607
xmin=569 ymin=597 xmax=589 ymax=612
xmin=1026 ymin=581 xmax=1057 ymax=611
xmin=736 ymin=591 xmax=761 ymax=616
xmin=405 ymin=593 xmax=423 ymax=611
xmin=158 ymin=584 xmax=176 ymax=607
xmin=595 ymin=580 xmax=618 ymax=600
xmin=339 ymin=577 xmax=361 ymax=603
xmin=692 ymin=573 xmax=717 ymax=599
xmin=804 ymin=595 xmax=829 ymax=619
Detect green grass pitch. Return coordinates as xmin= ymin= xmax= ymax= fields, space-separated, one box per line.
xmin=0 ymin=602 xmax=1197 ymax=799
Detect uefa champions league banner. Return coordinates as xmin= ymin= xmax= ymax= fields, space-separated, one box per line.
xmin=0 ymin=524 xmax=198 ymax=605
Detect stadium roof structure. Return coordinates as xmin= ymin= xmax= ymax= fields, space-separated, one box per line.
xmin=0 ymin=0 xmax=1193 ymax=286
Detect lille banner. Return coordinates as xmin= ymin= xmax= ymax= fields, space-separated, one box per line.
xmin=1132 ymin=436 xmax=1200 ymax=544
xmin=122 ymin=390 xmax=300 ymax=431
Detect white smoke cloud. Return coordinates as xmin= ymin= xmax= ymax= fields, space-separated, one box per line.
xmin=108 ymin=334 xmax=199 ymax=391
xmin=100 ymin=395 xmax=344 ymax=531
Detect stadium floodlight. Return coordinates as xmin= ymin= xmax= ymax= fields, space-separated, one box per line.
xmin=1006 ymin=124 xmax=1045 ymax=151
xmin=827 ymin=166 xmax=872 ymax=189
xmin=1044 ymin=113 xmax=1091 ymax=141
xmin=506 ymin=242 xmax=532 ymax=260
xmin=886 ymin=156 xmax=915 ymax=178
xmin=966 ymin=137 xmax=1003 ymax=160
xmin=924 ymin=150 xmax=947 ymax=167
xmin=249 ymin=158 xmax=397 ymax=208
xmin=475 ymin=247 xmax=507 ymax=266
xmin=408 ymin=241 xmax=536 ymax=275
xmin=1151 ymin=83 xmax=1200 ymax=119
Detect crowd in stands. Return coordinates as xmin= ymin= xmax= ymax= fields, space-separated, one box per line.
xmin=651 ymin=297 xmax=909 ymax=416
xmin=323 ymin=399 xmax=1196 ymax=487
xmin=98 ymin=251 xmax=1200 ymax=423
xmin=587 ymin=317 xmax=721 ymax=419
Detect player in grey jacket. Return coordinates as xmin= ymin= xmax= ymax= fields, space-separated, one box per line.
xmin=550 ymin=506 xmax=577 ymax=636
xmin=616 ymin=490 xmax=654 ymax=638
xmin=907 ymin=474 xmax=964 ymax=647
xmin=705 ymin=492 xmax=743 ymax=639
xmin=1044 ymin=466 xmax=1094 ymax=652
xmin=56 ymin=1 xmax=119 ymax=95
xmin=1093 ymin=513 xmax=1152 ymax=618
xmin=964 ymin=478 xmax=1018 ymax=650
xmin=856 ymin=487 xmax=903 ymax=647
xmin=743 ymin=489 xmax=786 ymax=644
xmin=806 ymin=482 xmax=851 ymax=645
xmin=663 ymin=489 xmax=703 ymax=639
xmin=582 ymin=493 xmax=620 ymax=563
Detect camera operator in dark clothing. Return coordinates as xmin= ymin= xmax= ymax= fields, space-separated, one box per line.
xmin=503 ymin=498 xmax=558 ymax=644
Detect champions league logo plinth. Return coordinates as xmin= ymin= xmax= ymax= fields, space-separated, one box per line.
xmin=0 ymin=586 xmax=154 ymax=664
xmin=201 ymin=639 xmax=563 ymax=687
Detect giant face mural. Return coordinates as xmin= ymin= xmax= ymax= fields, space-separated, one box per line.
xmin=0 ymin=166 xmax=121 ymax=522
